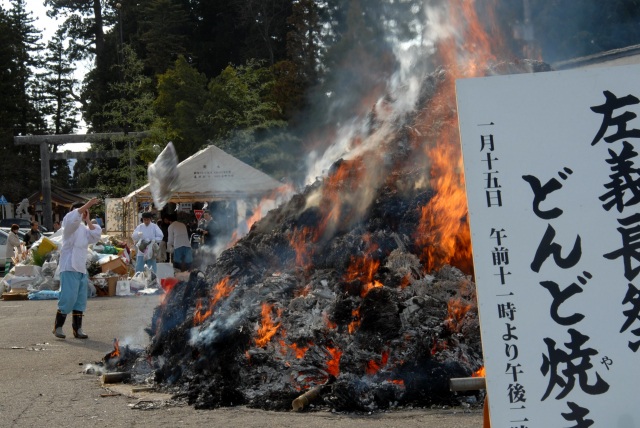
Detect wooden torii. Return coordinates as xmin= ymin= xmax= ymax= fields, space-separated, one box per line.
xmin=14 ymin=132 xmax=148 ymax=230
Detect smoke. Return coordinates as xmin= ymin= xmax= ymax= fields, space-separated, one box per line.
xmin=189 ymin=305 xmax=248 ymax=348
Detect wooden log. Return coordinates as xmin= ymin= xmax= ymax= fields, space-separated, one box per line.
xmin=449 ymin=376 xmax=486 ymax=391
xmin=292 ymin=384 xmax=324 ymax=411
xmin=101 ymin=372 xmax=131 ymax=384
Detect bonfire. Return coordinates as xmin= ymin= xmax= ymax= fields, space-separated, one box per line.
xmin=111 ymin=0 xmax=552 ymax=412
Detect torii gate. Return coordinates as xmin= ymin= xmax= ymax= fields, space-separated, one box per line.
xmin=14 ymin=132 xmax=148 ymax=230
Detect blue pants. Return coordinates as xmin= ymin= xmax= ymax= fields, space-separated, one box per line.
xmin=173 ymin=246 xmax=193 ymax=264
xmin=58 ymin=271 xmax=88 ymax=314
xmin=136 ymin=256 xmax=157 ymax=273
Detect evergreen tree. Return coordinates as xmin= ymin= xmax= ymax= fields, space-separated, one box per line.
xmin=233 ymin=0 xmax=293 ymax=66
xmin=286 ymin=0 xmax=324 ymax=87
xmin=138 ymin=0 xmax=189 ymax=75
xmin=153 ymin=55 xmax=210 ymax=160
xmin=76 ymin=45 xmax=156 ymax=197
xmin=41 ymin=28 xmax=79 ymax=135
xmin=0 ymin=0 xmax=46 ymax=202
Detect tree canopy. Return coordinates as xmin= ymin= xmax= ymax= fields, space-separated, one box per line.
xmin=1 ymin=0 xmax=640 ymax=202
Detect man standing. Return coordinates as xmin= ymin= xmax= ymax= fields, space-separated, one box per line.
xmin=167 ymin=213 xmax=192 ymax=271
xmin=132 ymin=212 xmax=164 ymax=273
xmin=23 ymin=221 xmax=42 ymax=249
xmin=53 ymin=197 xmax=102 ymax=339
xmin=156 ymin=216 xmax=170 ymax=263
xmin=198 ymin=210 xmax=219 ymax=248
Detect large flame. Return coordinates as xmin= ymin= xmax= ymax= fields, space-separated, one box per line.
xmin=255 ymin=303 xmax=282 ymax=348
xmin=413 ymin=0 xmax=507 ymax=274
xmin=193 ymin=276 xmax=235 ymax=326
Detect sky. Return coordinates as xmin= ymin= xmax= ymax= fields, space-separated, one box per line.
xmin=2 ymin=0 xmax=91 ymax=151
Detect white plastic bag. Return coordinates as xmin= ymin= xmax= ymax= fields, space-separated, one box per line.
xmin=116 ymin=280 xmax=132 ymax=296
xmin=148 ymin=142 xmax=179 ymax=210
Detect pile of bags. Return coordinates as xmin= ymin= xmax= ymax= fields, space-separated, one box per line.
xmin=1 ymin=231 xmax=163 ymax=299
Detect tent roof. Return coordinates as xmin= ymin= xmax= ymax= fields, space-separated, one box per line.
xmin=124 ymin=144 xmax=282 ymax=203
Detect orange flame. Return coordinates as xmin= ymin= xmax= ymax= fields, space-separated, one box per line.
xmin=289 ymin=227 xmax=319 ymax=267
xmin=226 ymin=183 xmax=295 ymax=247
xmin=280 ymin=341 xmax=310 ymax=359
xmin=255 ymin=303 xmax=282 ymax=348
xmin=365 ymin=350 xmax=389 ymax=376
xmin=445 ymin=297 xmax=473 ymax=333
xmin=344 ymin=234 xmax=384 ymax=297
xmin=294 ymin=284 xmax=312 ymax=297
xmin=473 ymin=366 xmax=486 ymax=377
xmin=108 ymin=338 xmax=120 ymax=359
xmin=413 ymin=0 xmax=510 ymax=274
xmin=400 ymin=273 xmax=411 ymax=289
xmin=193 ymin=277 xmax=236 ymax=326
xmin=314 ymin=158 xmax=367 ymax=241
xmin=347 ymin=307 xmax=361 ymax=334
xmin=323 ymin=311 xmax=337 ymax=330
xmin=326 ymin=346 xmax=342 ymax=377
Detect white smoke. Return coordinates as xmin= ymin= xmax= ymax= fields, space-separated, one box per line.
xmin=189 ymin=306 xmax=248 ymax=348
xmin=303 ymin=1 xmax=454 ymax=188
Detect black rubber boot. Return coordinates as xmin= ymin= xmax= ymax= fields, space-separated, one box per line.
xmin=53 ymin=311 xmax=67 ymax=339
xmin=72 ymin=310 xmax=88 ymax=339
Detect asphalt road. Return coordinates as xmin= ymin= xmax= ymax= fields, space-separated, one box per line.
xmin=0 ymin=295 xmax=484 ymax=428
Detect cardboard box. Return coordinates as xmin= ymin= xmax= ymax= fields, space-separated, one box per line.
xmin=106 ymin=276 xmax=118 ymax=296
xmin=100 ymin=257 xmax=128 ymax=275
xmin=93 ymin=276 xmax=119 ymax=297
xmin=14 ymin=265 xmax=42 ymax=277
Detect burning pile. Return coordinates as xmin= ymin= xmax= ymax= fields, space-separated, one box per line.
xmin=141 ymin=60 xmax=548 ymax=411
xmin=147 ymin=167 xmax=482 ymax=410
xmin=134 ymin=0 xmax=553 ymax=413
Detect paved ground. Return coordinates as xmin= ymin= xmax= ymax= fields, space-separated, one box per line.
xmin=0 ymin=295 xmax=484 ymax=428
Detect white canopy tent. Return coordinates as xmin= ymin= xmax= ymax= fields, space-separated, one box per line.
xmin=124 ymin=144 xmax=283 ymax=203
xmin=110 ymin=144 xmax=283 ymax=237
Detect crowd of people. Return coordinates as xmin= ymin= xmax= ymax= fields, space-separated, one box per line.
xmin=131 ymin=209 xmax=224 ymax=275
xmin=3 ymin=202 xmax=247 ymax=340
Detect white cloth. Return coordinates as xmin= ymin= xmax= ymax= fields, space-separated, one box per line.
xmin=58 ymin=209 xmax=102 ymax=274
xmin=132 ymin=222 xmax=164 ymax=249
xmin=167 ymin=221 xmax=190 ymax=252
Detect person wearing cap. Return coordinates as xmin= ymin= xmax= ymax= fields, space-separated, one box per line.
xmin=53 ymin=197 xmax=102 ymax=339
xmin=132 ymin=212 xmax=164 ymax=273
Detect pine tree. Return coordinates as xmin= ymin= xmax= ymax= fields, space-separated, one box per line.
xmin=0 ymin=0 xmax=47 ymax=202
xmin=41 ymin=28 xmax=79 ymax=135
xmin=138 ymin=0 xmax=189 ymax=75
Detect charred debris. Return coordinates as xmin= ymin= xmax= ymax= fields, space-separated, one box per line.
xmin=108 ymin=61 xmax=550 ymax=412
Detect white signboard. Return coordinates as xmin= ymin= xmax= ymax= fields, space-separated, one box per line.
xmin=457 ymin=63 xmax=640 ymax=427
